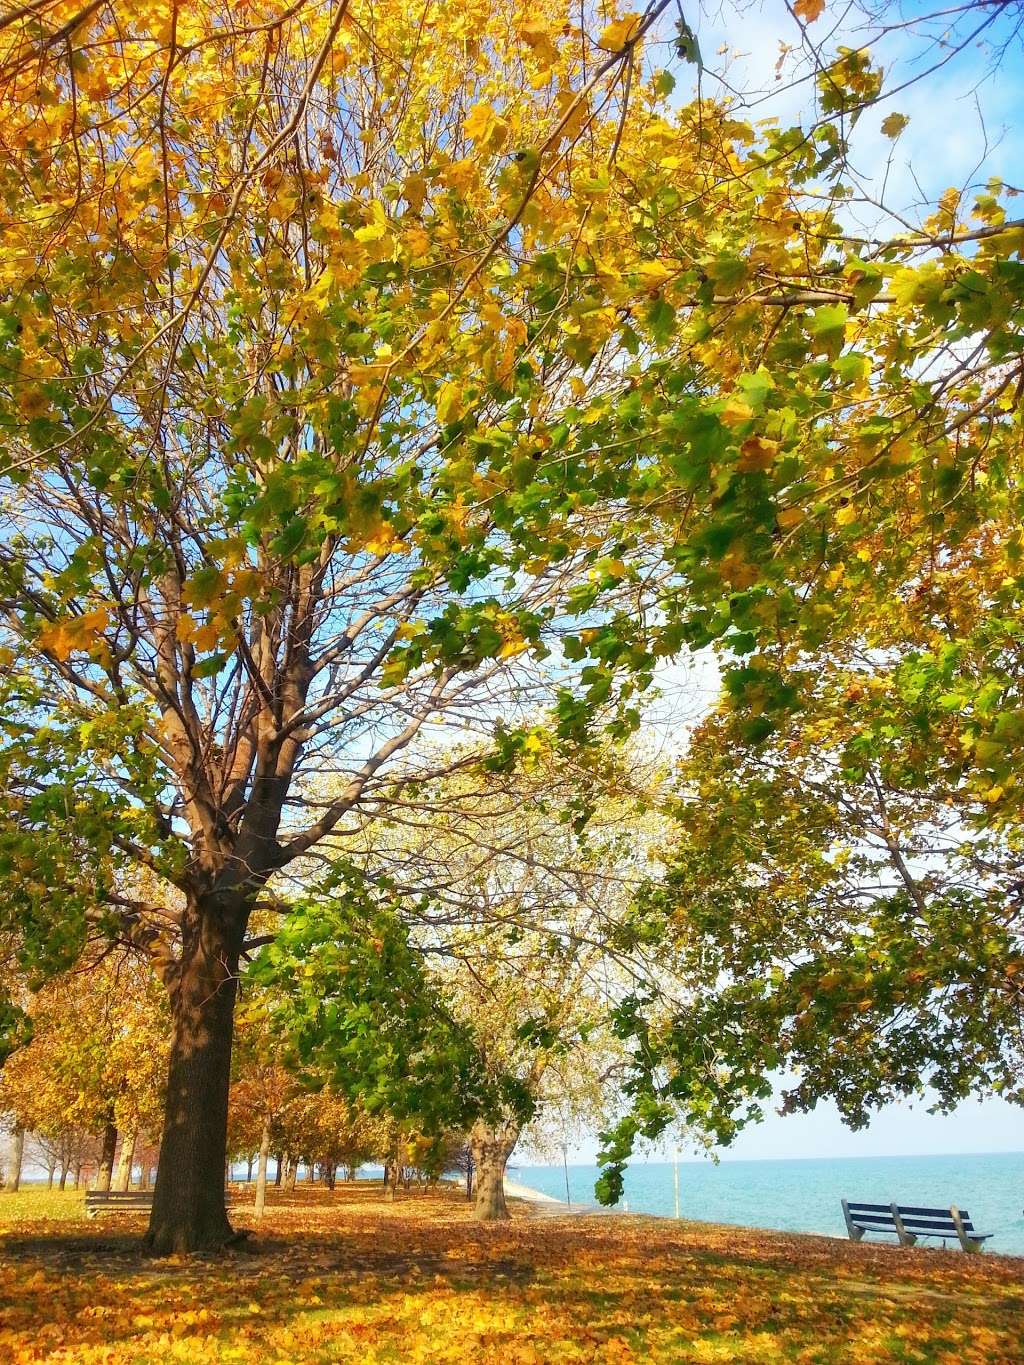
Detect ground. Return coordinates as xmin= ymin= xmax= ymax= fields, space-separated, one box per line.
xmin=1 ymin=1184 xmax=1022 ymax=1363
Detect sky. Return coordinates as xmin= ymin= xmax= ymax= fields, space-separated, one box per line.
xmin=555 ymin=1088 xmax=1024 ymax=1167
xmin=541 ymin=1 xmax=1024 ymax=1171
xmin=666 ymin=0 xmax=1024 ymax=228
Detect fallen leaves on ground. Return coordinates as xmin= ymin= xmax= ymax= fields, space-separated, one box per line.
xmin=1 ymin=1185 xmax=1022 ymax=1362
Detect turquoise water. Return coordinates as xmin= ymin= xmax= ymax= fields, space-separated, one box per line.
xmin=512 ymin=1152 xmax=1024 ymax=1256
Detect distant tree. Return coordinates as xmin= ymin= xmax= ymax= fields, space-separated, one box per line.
xmin=342 ymin=751 xmax=668 ymax=1218
xmin=0 ymin=952 xmax=167 ymax=1189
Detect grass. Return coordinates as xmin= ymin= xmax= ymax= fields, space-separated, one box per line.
xmin=0 ymin=1183 xmax=1022 ymax=1362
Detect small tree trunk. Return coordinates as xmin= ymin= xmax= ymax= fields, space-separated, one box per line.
xmin=307 ymin=1161 xmax=316 ymax=1184
xmin=384 ymin=1161 xmax=400 ymax=1202
xmin=346 ymin=1164 xmax=356 ymax=1181
xmin=8 ymin=1128 xmax=24 ymax=1192
xmin=146 ymin=894 xmax=246 ymax=1255
xmin=59 ymin=1159 xmax=69 ymax=1191
xmin=465 ymin=1155 xmax=473 ymax=1202
xmin=74 ymin=1162 xmax=83 ymax=1189
xmin=253 ymin=1117 xmax=272 ymax=1219
xmin=96 ymin=1119 xmax=117 ymax=1192
xmin=46 ymin=1162 xmax=56 ymax=1189
xmin=470 ymin=1121 xmax=518 ymax=1222
xmin=274 ymin=1153 xmax=283 ymax=1187
xmin=246 ymin=1155 xmax=254 ymax=1182
xmin=114 ymin=1130 xmax=137 ymax=1192
xmin=138 ymin=1162 xmax=149 ymax=1190
xmin=284 ymin=1155 xmax=297 ymax=1193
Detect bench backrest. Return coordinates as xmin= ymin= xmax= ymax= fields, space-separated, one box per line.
xmin=845 ymin=1202 xmax=979 ymax=1236
xmin=85 ymin=1190 xmax=153 ymax=1203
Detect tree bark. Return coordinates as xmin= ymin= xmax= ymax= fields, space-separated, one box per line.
xmin=383 ymin=1161 xmax=400 ymax=1201
xmin=283 ymin=1154 xmax=297 ymax=1192
xmin=59 ymin=1160 xmax=69 ymax=1191
xmin=146 ymin=895 xmax=246 ymax=1254
xmin=96 ymin=1119 xmax=117 ymax=1192
xmin=254 ymin=1118 xmax=272 ymax=1219
xmin=46 ymin=1163 xmax=55 ymax=1189
xmin=246 ymin=1155 xmax=254 ymax=1182
xmin=8 ymin=1128 xmax=24 ymax=1192
xmin=114 ymin=1130 xmax=137 ymax=1192
xmin=470 ymin=1121 xmax=518 ymax=1222
xmin=274 ymin=1152 xmax=283 ymax=1187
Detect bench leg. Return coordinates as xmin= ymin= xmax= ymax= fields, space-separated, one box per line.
xmin=890 ymin=1203 xmax=917 ymax=1248
xmin=841 ymin=1201 xmax=865 ymax=1242
xmin=950 ymin=1206 xmax=982 ymax=1253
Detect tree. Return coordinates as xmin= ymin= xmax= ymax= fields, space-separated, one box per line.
xmin=0 ymin=951 xmax=167 ymax=1189
xmin=0 ymin=0 xmax=738 ymax=1252
xmin=340 ymin=751 xmax=667 ymax=1219
xmin=592 ymin=668 xmax=1024 ymax=1198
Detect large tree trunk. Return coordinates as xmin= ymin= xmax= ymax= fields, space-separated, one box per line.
xmin=96 ymin=1119 xmax=117 ymax=1192
xmin=470 ymin=1121 xmax=518 ymax=1222
xmin=254 ymin=1118 xmax=272 ymax=1219
xmin=146 ymin=897 xmax=246 ymax=1255
xmin=114 ymin=1130 xmax=137 ymax=1192
xmin=8 ymin=1128 xmax=24 ymax=1192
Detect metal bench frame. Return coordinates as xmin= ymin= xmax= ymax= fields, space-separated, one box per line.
xmin=841 ymin=1199 xmax=992 ymax=1253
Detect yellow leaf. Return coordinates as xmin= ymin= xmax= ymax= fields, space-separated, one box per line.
xmin=719 ymin=399 xmax=754 ymax=429
xmin=880 ymin=112 xmax=909 ymax=138
xmin=402 ymin=173 xmax=428 ymax=212
xmin=463 ymin=102 xmax=509 ymax=152
xmin=520 ymin=21 xmax=558 ymax=67
xmin=599 ymin=13 xmax=643 ymax=52
xmin=793 ymin=0 xmax=826 ymax=21
xmin=436 ymin=380 xmax=464 ymax=425
xmin=354 ymin=200 xmax=389 ymax=243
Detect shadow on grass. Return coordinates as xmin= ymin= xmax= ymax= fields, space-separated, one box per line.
xmin=1 ymin=1187 xmax=1022 ymax=1362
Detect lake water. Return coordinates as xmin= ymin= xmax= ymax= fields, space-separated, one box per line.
xmin=512 ymin=1151 xmax=1024 ymax=1257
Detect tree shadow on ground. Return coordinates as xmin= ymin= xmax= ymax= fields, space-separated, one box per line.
xmin=2 ymin=1188 xmax=1022 ymax=1363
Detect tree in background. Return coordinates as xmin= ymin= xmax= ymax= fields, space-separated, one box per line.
xmin=0 ymin=952 xmax=167 ymax=1191
xmin=338 ymin=750 xmax=671 ymax=1219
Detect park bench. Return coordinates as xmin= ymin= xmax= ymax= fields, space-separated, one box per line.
xmin=85 ymin=1190 xmax=154 ymax=1218
xmin=841 ymin=1200 xmax=992 ymax=1253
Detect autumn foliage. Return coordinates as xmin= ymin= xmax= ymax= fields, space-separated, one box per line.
xmin=1 ymin=1185 xmax=1023 ymax=1363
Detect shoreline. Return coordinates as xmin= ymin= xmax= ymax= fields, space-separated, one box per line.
xmin=503 ymin=1175 xmax=564 ymax=1205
